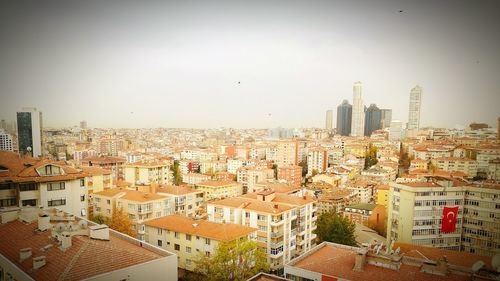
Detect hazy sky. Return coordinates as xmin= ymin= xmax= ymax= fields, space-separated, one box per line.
xmin=1 ymin=0 xmax=499 ymax=129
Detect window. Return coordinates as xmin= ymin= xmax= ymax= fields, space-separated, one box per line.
xmin=157 ymin=228 xmax=163 ymax=235
xmin=257 ymin=214 xmax=266 ymax=221
xmin=96 ymin=207 xmax=101 ymax=212
xmin=175 ymin=232 xmax=180 ymax=239
xmin=158 ymin=240 xmax=163 ymax=247
xmin=48 ymin=198 xmax=66 ymax=206
xmin=174 ymin=244 xmax=180 ymax=251
xmin=47 ymin=182 xmax=65 ymax=191
xmin=80 ymin=179 xmax=85 ymax=187
xmin=205 ymin=251 xmax=210 ymax=257
xmin=186 ymin=259 xmax=192 ymax=266
xmin=186 ymin=246 xmax=191 ymax=253
xmin=205 ymin=238 xmax=211 ymax=245
xmin=22 ymin=199 xmax=37 ymax=206
xmin=106 ymin=209 xmax=111 ymax=214
xmin=107 ymin=200 xmax=111 ymax=205
xmin=95 ymin=198 xmax=101 ymax=203
xmin=19 ymin=183 xmax=38 ymax=192
xmin=80 ymin=195 xmax=85 ymax=202
xmin=186 ymin=234 xmax=192 ymax=241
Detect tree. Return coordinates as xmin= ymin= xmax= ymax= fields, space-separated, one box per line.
xmin=314 ymin=211 xmax=357 ymax=246
xmin=311 ymin=169 xmax=319 ymax=177
xmin=193 ymin=239 xmax=269 ymax=281
xmin=90 ymin=213 xmax=110 ymax=225
xmin=364 ymin=146 xmax=378 ymax=169
xmin=298 ymin=160 xmax=308 ymax=177
xmin=428 ymin=162 xmax=438 ymax=173
xmin=108 ymin=207 xmax=136 ymax=237
xmin=171 ymin=160 xmax=183 ymax=185
xmin=272 ymin=164 xmax=278 ymax=179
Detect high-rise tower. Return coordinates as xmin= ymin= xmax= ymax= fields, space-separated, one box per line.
xmin=16 ymin=107 xmax=43 ymax=157
xmin=325 ymin=110 xmax=333 ymax=130
xmin=351 ymin=81 xmax=365 ymax=136
xmin=336 ymin=100 xmax=352 ymax=136
xmin=364 ymin=104 xmax=382 ymax=136
xmin=407 ymin=85 xmax=422 ymax=131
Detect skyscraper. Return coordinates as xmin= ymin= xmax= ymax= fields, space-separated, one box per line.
xmin=16 ymin=107 xmax=43 ymax=157
xmin=389 ymin=120 xmax=402 ymax=141
xmin=325 ymin=110 xmax=333 ymax=130
xmin=380 ymin=109 xmax=392 ymax=129
xmin=407 ymin=85 xmax=422 ymax=131
xmin=364 ymin=104 xmax=382 ymax=136
xmin=80 ymin=120 xmax=87 ymax=129
xmin=336 ymin=100 xmax=352 ymax=136
xmin=351 ymin=81 xmax=365 ymax=136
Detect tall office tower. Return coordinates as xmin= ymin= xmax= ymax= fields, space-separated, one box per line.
xmin=364 ymin=104 xmax=382 ymax=136
xmin=336 ymin=100 xmax=352 ymax=136
xmin=16 ymin=107 xmax=43 ymax=157
xmin=407 ymin=85 xmax=422 ymax=131
xmin=351 ymin=81 xmax=365 ymax=136
xmin=325 ymin=110 xmax=333 ymax=130
xmin=380 ymin=109 xmax=392 ymax=129
xmin=0 ymin=129 xmax=14 ymax=151
xmin=389 ymin=120 xmax=402 ymax=141
xmin=80 ymin=120 xmax=87 ymax=129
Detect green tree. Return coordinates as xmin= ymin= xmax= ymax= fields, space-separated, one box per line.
xmin=364 ymin=146 xmax=378 ymax=169
xmin=90 ymin=213 xmax=110 ymax=225
xmin=194 ymin=239 xmax=269 ymax=281
xmin=314 ymin=211 xmax=357 ymax=246
xmin=171 ymin=160 xmax=183 ymax=185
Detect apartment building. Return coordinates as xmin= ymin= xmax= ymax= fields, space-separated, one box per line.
xmin=0 ymin=151 xmax=89 ymax=218
xmin=199 ymin=161 xmax=227 ymax=174
xmin=347 ymin=181 xmax=375 ymax=204
xmin=124 ymin=162 xmax=173 ymax=186
xmin=276 ymin=141 xmax=298 ymax=168
xmin=431 ymin=157 xmax=478 ymax=178
xmin=237 ymin=167 xmax=275 ymax=193
xmin=0 ymin=207 xmax=177 ymax=281
xmin=317 ymin=189 xmax=356 ymax=215
xmin=182 ymin=172 xmax=211 ymax=185
xmin=156 ymin=185 xmax=204 ymax=217
xmin=227 ymin=158 xmax=245 ymax=174
xmin=195 ymin=180 xmax=243 ymax=200
xmin=387 ymin=177 xmax=500 ymax=256
xmin=0 ymin=128 xmax=13 ymax=151
xmin=98 ymin=137 xmax=126 ymax=156
xmin=81 ymin=166 xmax=112 ymax=194
xmin=306 ymin=148 xmax=327 ymax=176
xmin=81 ymin=155 xmax=126 ymax=181
xmin=207 ymin=191 xmax=317 ymax=273
xmin=92 ymin=187 xmax=172 ymax=240
xmin=277 ymin=165 xmax=303 ymax=187
xmin=344 ymin=203 xmax=386 ymax=234
xmin=375 ymin=184 xmax=389 ymax=207
xmin=144 ymin=215 xmax=256 ymax=271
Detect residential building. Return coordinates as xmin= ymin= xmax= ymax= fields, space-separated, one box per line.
xmin=336 ymin=100 xmax=352 ymax=136
xmin=430 ymin=157 xmax=478 ymax=178
xmin=0 ymin=128 xmax=13 ymax=151
xmin=306 ymin=148 xmax=327 ymax=176
xmin=351 ymin=81 xmax=365 ymax=137
xmin=81 ymin=156 xmax=126 ymax=181
xmin=237 ymin=167 xmax=275 ymax=193
xmin=195 ymin=180 xmax=243 ymax=200
xmin=364 ymin=104 xmax=381 ymax=137
xmin=284 ymin=241 xmax=497 ymax=281
xmin=347 ymin=181 xmax=375 ymax=204
xmin=325 ymin=110 xmax=333 ymax=130
xmin=73 ymin=149 xmax=97 ymax=163
xmin=407 ymin=85 xmax=423 ymax=131
xmin=16 ymin=107 xmax=43 ymax=157
xmin=344 ymin=203 xmax=386 ymax=235
xmin=92 ymin=187 xmax=172 ymax=240
xmin=389 ymin=120 xmax=403 ymax=141
xmin=387 ymin=178 xmax=500 ymax=256
xmin=380 ymin=108 xmax=392 ymax=129
xmin=277 ymin=165 xmax=303 ymax=187
xmin=182 ymin=172 xmax=211 ymax=185
xmin=0 ymin=207 xmax=178 ymax=281
xmin=207 ymin=191 xmax=318 ymax=272
xmin=124 ymin=161 xmax=173 ymax=186
xmin=375 ymin=184 xmax=389 ymax=207
xmin=317 ymin=189 xmax=356 ymax=215
xmin=144 ymin=215 xmax=256 ymax=271
xmin=276 ymin=141 xmax=298 ymax=167
xmin=156 ymin=185 xmax=204 ymax=217
xmin=97 ymin=137 xmax=126 ymax=156
xmin=0 ymin=151 xmax=89 ymax=217
xmin=80 ymin=120 xmax=87 ymax=129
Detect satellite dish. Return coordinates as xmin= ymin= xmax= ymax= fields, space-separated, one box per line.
xmin=492 ymin=254 xmax=500 ymax=272
xmin=27 ymin=146 xmax=32 ymax=152
xmin=471 ymin=260 xmax=485 ymax=273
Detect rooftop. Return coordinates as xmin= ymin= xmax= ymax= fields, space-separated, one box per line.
xmin=144 ymin=215 xmax=256 ymax=242
xmin=157 ymin=185 xmax=201 ymax=195
xmin=196 ymin=180 xmax=238 ymax=187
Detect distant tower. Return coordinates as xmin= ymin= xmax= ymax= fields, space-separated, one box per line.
xmin=364 ymin=104 xmax=382 ymax=136
xmin=380 ymin=109 xmax=392 ymax=129
xmin=498 ymin=117 xmax=500 ymax=141
xmin=16 ymin=107 xmax=43 ymax=157
xmin=389 ymin=120 xmax=403 ymax=141
xmin=336 ymin=100 xmax=352 ymax=136
xmin=407 ymin=85 xmax=422 ymax=131
xmin=325 ymin=110 xmax=333 ymax=130
xmin=351 ymin=81 xmax=365 ymax=136
xmin=80 ymin=120 xmax=87 ymax=130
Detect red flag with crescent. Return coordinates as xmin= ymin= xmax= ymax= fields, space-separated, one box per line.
xmin=441 ymin=206 xmax=458 ymax=233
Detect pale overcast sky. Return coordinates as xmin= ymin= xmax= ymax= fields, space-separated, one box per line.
xmin=0 ymin=0 xmax=499 ymax=129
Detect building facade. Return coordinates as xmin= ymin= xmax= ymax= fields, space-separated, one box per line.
xmin=351 ymin=82 xmax=365 ymax=137
xmin=16 ymin=107 xmax=43 ymax=157
xmin=336 ymin=100 xmax=352 ymax=136
xmin=407 ymin=85 xmax=423 ymax=131
xmin=364 ymin=104 xmax=382 ymax=137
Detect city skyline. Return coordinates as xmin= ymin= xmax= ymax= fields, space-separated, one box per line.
xmin=1 ymin=0 xmax=499 ymax=129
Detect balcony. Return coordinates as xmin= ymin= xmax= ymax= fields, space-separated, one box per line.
xmin=297 ymin=238 xmax=307 ymax=245
xmin=311 ymin=233 xmax=317 ymax=240
xmin=311 ymin=216 xmax=318 ymax=222
xmin=270 ymin=219 xmax=284 ymax=226
xmin=290 ymin=228 xmax=298 ymax=236
xmin=138 ymin=228 xmax=145 ymax=235
xmin=269 ymin=251 xmax=284 ymax=259
xmin=270 ymin=240 xmax=284 ymax=248
xmin=137 ymin=208 xmax=152 ymax=214
xmin=271 ymin=231 xmax=284 ymax=238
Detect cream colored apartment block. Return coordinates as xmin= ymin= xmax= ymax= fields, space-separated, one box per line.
xmin=124 ymin=162 xmax=173 ymax=185
xmin=195 ymin=180 xmax=243 ymax=200
xmin=207 ymin=191 xmax=318 ymax=273
xmin=430 ymin=157 xmax=478 ymax=178
xmin=144 ymin=215 xmax=256 ymax=271
xmin=156 ymin=185 xmax=205 ymax=217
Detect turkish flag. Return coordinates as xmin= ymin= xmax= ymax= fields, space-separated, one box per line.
xmin=441 ymin=206 xmax=459 ymax=233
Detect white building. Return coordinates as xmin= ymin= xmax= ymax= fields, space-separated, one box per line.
xmin=0 ymin=129 xmax=13 ymax=151
xmin=351 ymin=81 xmax=365 ymax=137
xmin=389 ymin=120 xmax=403 ymax=141
xmin=407 ymin=85 xmax=422 ymax=131
xmin=325 ymin=110 xmax=333 ymax=130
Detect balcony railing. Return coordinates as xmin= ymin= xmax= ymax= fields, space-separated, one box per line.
xmin=271 ymin=231 xmax=284 ymax=238
xmin=270 ymin=219 xmax=284 ymax=226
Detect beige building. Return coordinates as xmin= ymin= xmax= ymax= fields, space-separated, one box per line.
xmin=317 ymin=188 xmax=357 ymax=215
xmin=124 ymin=162 xmax=173 ymax=186
xmin=387 ymin=177 xmax=500 ymax=256
xmin=92 ymin=187 xmax=172 ymax=240
xmin=307 ymin=148 xmax=327 ymax=176
xmin=156 ymin=185 xmax=204 ymax=217
xmin=144 ymin=215 xmax=256 ymax=271
xmin=237 ymin=167 xmax=275 ymax=193
xmin=182 ymin=172 xmax=211 ymax=185
xmin=207 ymin=191 xmax=318 ymax=273
xmin=276 ymin=141 xmax=298 ymax=167
xmin=195 ymin=180 xmax=243 ymax=200
xmin=431 ymin=157 xmax=478 ymax=178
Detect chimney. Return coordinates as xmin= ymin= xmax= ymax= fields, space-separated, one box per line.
xmin=38 ymin=212 xmax=51 ymax=231
xmin=89 ymin=224 xmax=110 ymax=241
xmin=60 ymin=232 xmax=72 ymax=250
xmin=33 ymin=256 xmax=46 ymax=270
xmin=20 ymin=248 xmax=32 ymax=262
xmin=353 ymin=249 xmax=367 ymax=272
